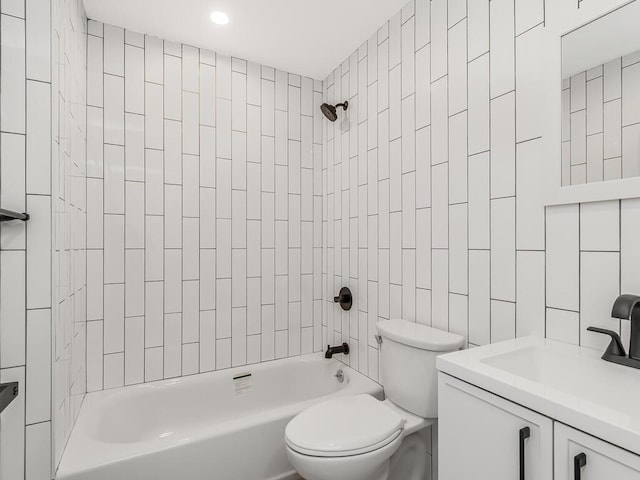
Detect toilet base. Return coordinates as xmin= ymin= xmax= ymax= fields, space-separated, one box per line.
xmin=388 ymin=429 xmax=431 ymax=480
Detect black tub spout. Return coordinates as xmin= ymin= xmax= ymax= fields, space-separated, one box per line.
xmin=325 ymin=343 xmax=350 ymax=359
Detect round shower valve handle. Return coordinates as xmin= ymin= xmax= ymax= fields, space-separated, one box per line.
xmin=334 ymin=287 xmax=352 ymax=311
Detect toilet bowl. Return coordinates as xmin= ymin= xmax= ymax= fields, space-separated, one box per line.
xmin=285 ymin=395 xmax=431 ymax=480
xmin=286 ymin=429 xmax=402 ymax=480
xmin=285 ymin=319 xmax=463 ymax=480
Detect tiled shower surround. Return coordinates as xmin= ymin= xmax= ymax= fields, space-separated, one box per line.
xmin=85 ymin=22 xmax=324 ymax=390
xmin=322 ymin=0 xmax=640 ymax=382
xmin=52 ymin=0 xmax=88 ymax=467
xmin=0 ymin=0 xmax=87 ymax=477
xmin=77 ymin=0 xmax=640 ymax=394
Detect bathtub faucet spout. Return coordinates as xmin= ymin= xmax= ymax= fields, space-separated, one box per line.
xmin=325 ymin=343 xmax=350 ymax=359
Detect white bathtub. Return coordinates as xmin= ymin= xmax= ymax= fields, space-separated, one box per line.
xmin=56 ymin=353 xmax=383 ymax=480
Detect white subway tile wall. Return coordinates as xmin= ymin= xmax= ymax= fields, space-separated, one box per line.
xmin=0 ymin=0 xmax=87 ymax=480
xmin=52 ymin=0 xmax=88 ymax=469
xmin=323 ymin=0 xmax=640 ymax=382
xmin=85 ymin=22 xmax=324 ymax=390
xmin=562 ymin=52 xmax=640 ymax=185
xmin=0 ymin=0 xmax=87 ymax=477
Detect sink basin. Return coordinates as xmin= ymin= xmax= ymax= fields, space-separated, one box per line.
xmin=480 ymin=345 xmax=638 ymax=416
xmin=481 ymin=346 xmax=585 ymax=384
xmin=437 ymin=337 xmax=640 ymax=454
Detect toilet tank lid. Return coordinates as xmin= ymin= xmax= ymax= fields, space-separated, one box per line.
xmin=377 ymin=319 xmax=464 ymax=351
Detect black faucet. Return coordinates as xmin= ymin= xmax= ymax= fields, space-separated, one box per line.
xmin=588 ymin=294 xmax=640 ymax=369
xmin=325 ymin=343 xmax=350 ymax=359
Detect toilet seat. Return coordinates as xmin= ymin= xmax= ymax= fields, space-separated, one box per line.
xmin=285 ymin=394 xmax=405 ymax=458
xmin=288 ymin=430 xmax=402 ymax=457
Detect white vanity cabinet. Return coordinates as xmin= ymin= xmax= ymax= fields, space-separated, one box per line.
xmin=555 ymin=423 xmax=640 ymax=480
xmin=439 ymin=373 xmax=640 ymax=480
xmin=438 ymin=375 xmax=553 ymax=480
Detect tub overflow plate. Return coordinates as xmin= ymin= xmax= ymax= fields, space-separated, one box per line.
xmin=233 ymin=372 xmax=253 ymax=396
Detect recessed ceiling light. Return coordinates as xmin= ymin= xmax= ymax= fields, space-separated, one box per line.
xmin=210 ymin=11 xmax=229 ymax=25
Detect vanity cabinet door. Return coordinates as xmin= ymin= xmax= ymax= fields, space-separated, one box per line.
xmin=438 ymin=374 xmax=553 ymax=480
xmin=555 ymin=423 xmax=640 ymax=480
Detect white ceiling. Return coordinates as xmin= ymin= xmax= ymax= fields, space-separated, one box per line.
xmin=83 ymin=0 xmax=410 ymax=80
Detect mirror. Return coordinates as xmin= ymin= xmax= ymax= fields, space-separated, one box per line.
xmin=561 ymin=1 xmax=640 ymax=186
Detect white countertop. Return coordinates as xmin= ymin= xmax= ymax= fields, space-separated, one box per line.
xmin=437 ymin=336 xmax=640 ymax=455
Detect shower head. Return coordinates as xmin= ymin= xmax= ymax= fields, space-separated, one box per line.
xmin=321 ymin=101 xmax=349 ymax=122
xmin=320 ymin=103 xmax=337 ymax=122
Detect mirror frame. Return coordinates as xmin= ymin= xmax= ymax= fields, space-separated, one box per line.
xmin=544 ymin=0 xmax=640 ymax=206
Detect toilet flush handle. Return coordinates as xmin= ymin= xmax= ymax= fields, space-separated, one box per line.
xmin=374 ymin=335 xmax=383 ymax=346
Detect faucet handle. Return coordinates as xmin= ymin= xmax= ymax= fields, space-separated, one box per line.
xmin=333 ymin=287 xmax=353 ymax=311
xmin=587 ymin=327 xmax=627 ymax=357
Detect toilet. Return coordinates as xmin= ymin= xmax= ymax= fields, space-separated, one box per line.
xmin=284 ymin=319 xmax=463 ymax=480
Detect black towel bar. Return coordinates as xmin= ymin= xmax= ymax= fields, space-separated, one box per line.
xmin=0 ymin=209 xmax=29 ymax=222
xmin=0 ymin=382 xmax=18 ymax=415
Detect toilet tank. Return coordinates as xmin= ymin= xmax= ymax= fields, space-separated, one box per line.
xmin=377 ymin=319 xmax=463 ymax=418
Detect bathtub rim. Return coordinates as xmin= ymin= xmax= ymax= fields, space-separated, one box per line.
xmin=56 ymin=353 xmax=383 ymax=479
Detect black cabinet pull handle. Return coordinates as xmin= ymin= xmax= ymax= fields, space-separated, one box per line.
xmin=574 ymin=452 xmax=587 ymax=480
xmin=519 ymin=426 xmax=530 ymax=480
